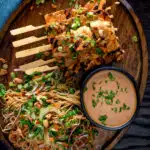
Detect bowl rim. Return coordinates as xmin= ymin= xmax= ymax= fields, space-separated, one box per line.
xmin=80 ymin=66 xmax=140 ymax=131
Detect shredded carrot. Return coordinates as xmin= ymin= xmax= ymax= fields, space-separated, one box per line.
xmin=53 ymin=102 xmax=61 ymax=108
xmin=62 ymin=142 xmax=69 ymax=147
xmin=49 ymin=137 xmax=54 ymax=142
xmin=53 ymin=124 xmax=59 ymax=131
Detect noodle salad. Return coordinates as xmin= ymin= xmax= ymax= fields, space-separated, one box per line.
xmin=0 ymin=71 xmax=98 ymax=150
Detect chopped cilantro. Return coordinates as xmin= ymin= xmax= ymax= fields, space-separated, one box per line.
xmin=99 ymin=115 xmax=107 ymax=125
xmin=112 ymin=107 xmax=118 ymax=113
xmin=105 ymin=80 xmax=108 ymax=83
xmin=36 ymin=52 xmax=43 ymax=59
xmin=69 ymin=88 xmax=75 ymax=94
xmin=11 ymin=72 xmax=16 ymax=79
xmin=119 ymin=107 xmax=123 ymax=112
xmin=120 ymin=88 xmax=124 ymax=92
xmin=72 ymin=52 xmax=78 ymax=59
xmin=105 ymin=90 xmax=116 ymax=101
xmin=0 ymin=84 xmax=6 ymax=98
xmin=123 ymin=103 xmax=130 ymax=110
xmin=92 ymin=128 xmax=99 ymax=136
xmin=116 ymin=81 xmax=120 ymax=89
xmin=96 ymin=48 xmax=104 ymax=56
xmin=92 ymin=99 xmax=99 ymax=108
xmin=92 ymin=99 xmax=97 ymax=108
xmin=83 ymin=87 xmax=88 ymax=93
xmin=92 ymin=82 xmax=96 ymax=90
xmin=106 ymin=99 xmax=113 ymax=105
xmin=90 ymin=39 xmax=96 ymax=47
xmin=108 ymin=72 xmax=115 ymax=81
xmin=116 ymin=99 xmax=120 ymax=104
xmin=124 ymin=88 xmax=128 ymax=93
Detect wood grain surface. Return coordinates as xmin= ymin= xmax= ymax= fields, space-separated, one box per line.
xmin=0 ymin=0 xmax=148 ymax=150
xmin=114 ymin=0 xmax=150 ymax=149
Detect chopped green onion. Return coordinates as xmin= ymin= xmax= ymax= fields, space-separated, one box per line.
xmin=87 ymin=12 xmax=94 ymax=18
xmin=57 ymin=46 xmax=63 ymax=52
xmin=9 ymin=82 xmax=15 ymax=87
xmin=17 ymin=84 xmax=23 ymax=90
xmin=11 ymin=72 xmax=16 ymax=79
xmin=71 ymin=17 xmax=81 ymax=30
xmin=132 ymin=35 xmax=138 ymax=43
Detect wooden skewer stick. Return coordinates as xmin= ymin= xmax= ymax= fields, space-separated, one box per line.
xmin=10 ymin=25 xmax=45 ymax=36
xmin=19 ymin=58 xmax=56 ymax=70
xmin=16 ymin=44 xmax=51 ymax=58
xmin=25 ymin=65 xmax=58 ymax=75
xmin=12 ymin=36 xmax=48 ymax=47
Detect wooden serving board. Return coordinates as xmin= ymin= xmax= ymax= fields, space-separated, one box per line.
xmin=0 ymin=0 xmax=148 ymax=149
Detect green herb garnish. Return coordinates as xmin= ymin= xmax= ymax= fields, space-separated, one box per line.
xmin=119 ymin=107 xmax=123 ymax=112
xmin=96 ymin=48 xmax=104 ymax=56
xmin=124 ymin=88 xmax=128 ymax=93
xmin=71 ymin=17 xmax=81 ymax=30
xmin=92 ymin=99 xmax=98 ymax=108
xmin=132 ymin=35 xmax=138 ymax=43
xmin=90 ymin=39 xmax=96 ymax=47
xmin=116 ymin=99 xmax=120 ymax=104
xmin=108 ymin=72 xmax=115 ymax=81
xmin=69 ymin=88 xmax=75 ymax=94
xmin=116 ymin=81 xmax=120 ymax=89
xmin=83 ymin=87 xmax=88 ymax=93
xmin=123 ymin=103 xmax=130 ymax=110
xmin=105 ymin=90 xmax=116 ymax=101
xmin=92 ymin=82 xmax=96 ymax=90
xmin=99 ymin=115 xmax=107 ymax=125
xmin=0 ymin=84 xmax=6 ymax=98
xmin=87 ymin=12 xmax=94 ymax=18
xmin=112 ymin=107 xmax=118 ymax=113
xmin=92 ymin=128 xmax=99 ymax=136
xmin=11 ymin=72 xmax=16 ymax=79
xmin=36 ymin=52 xmax=43 ymax=59
xmin=36 ymin=0 xmax=45 ymax=5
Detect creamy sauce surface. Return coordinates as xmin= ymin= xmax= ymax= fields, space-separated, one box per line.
xmin=83 ymin=70 xmax=137 ymax=127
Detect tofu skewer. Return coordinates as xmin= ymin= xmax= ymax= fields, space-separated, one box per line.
xmin=25 ymin=65 xmax=58 ymax=75
xmin=12 ymin=36 xmax=48 ymax=47
xmin=16 ymin=44 xmax=51 ymax=58
xmin=10 ymin=25 xmax=45 ymax=36
xmin=19 ymin=58 xmax=56 ymax=70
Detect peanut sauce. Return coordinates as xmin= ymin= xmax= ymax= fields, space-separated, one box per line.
xmin=83 ymin=70 xmax=137 ymax=127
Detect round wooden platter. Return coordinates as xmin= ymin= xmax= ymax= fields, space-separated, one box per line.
xmin=0 ymin=0 xmax=148 ymax=149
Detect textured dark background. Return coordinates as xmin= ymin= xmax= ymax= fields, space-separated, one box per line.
xmin=0 ymin=0 xmax=150 ymax=149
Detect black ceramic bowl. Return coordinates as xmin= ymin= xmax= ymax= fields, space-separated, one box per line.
xmin=80 ymin=66 xmax=140 ymax=131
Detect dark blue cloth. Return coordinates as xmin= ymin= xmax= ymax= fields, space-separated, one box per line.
xmin=0 ymin=0 xmax=22 ymax=29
